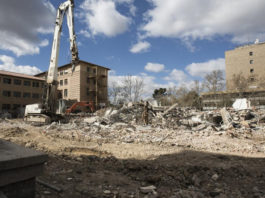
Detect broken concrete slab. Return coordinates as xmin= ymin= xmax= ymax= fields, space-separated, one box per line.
xmin=220 ymin=108 xmax=233 ymax=128
xmin=140 ymin=185 xmax=156 ymax=194
xmin=233 ymin=98 xmax=251 ymax=110
xmin=0 ymin=140 xmax=47 ymax=198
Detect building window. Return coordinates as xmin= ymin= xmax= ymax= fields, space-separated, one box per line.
xmin=2 ymin=104 xmax=11 ymax=110
xmin=87 ymin=77 xmax=89 ymax=84
xmin=32 ymin=93 xmax=39 ymax=99
xmin=32 ymin=82 xmax=39 ymax=87
xmin=14 ymin=79 xmax=22 ymax=85
xmin=93 ymin=68 xmax=96 ymax=74
xmin=24 ymin=80 xmax=31 ymax=86
xmin=250 ymin=60 xmax=254 ymax=64
xmin=3 ymin=91 xmax=11 ymax=97
xmin=93 ymin=79 xmax=96 ymax=85
xmin=13 ymin=104 xmax=21 ymax=110
xmin=87 ymin=67 xmax=90 ymax=72
xmin=64 ymin=79 xmax=68 ymax=85
xmin=3 ymin=78 xmax=11 ymax=84
xmin=23 ymin=92 xmax=31 ymax=98
xmin=250 ymin=68 xmax=254 ymax=73
xmin=60 ymin=80 xmax=63 ymax=86
xmin=64 ymin=89 xmax=68 ymax=97
xmin=250 ymin=77 xmax=255 ymax=82
xmin=13 ymin=91 xmax=21 ymax=98
xmin=64 ymin=70 xmax=68 ymax=75
xmin=60 ymin=71 xmax=63 ymax=76
xmin=249 ymin=52 xmax=253 ymax=56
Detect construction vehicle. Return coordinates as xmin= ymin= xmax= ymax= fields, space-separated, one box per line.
xmin=24 ymin=0 xmax=79 ymax=124
xmin=65 ymin=101 xmax=95 ymax=114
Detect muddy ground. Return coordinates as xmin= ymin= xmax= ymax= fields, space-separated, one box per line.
xmin=1 ymin=119 xmax=265 ymax=198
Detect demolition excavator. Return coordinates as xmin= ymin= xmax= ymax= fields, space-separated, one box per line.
xmin=24 ymin=0 xmax=79 ymax=123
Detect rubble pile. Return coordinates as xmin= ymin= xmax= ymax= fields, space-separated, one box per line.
xmin=1 ymin=103 xmax=265 ymax=198
xmin=42 ymin=104 xmax=265 ymax=148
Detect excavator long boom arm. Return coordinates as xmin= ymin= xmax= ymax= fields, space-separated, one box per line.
xmin=45 ymin=0 xmax=79 ymax=113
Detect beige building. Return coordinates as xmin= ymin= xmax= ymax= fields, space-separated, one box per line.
xmin=36 ymin=60 xmax=109 ymax=109
xmin=226 ymin=41 xmax=265 ymax=91
xmin=0 ymin=70 xmax=44 ymax=113
xmin=202 ymin=42 xmax=265 ymax=109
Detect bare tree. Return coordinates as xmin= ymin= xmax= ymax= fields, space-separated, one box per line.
xmin=122 ymin=75 xmax=133 ymax=102
xmin=258 ymin=76 xmax=265 ymax=89
xmin=133 ymin=78 xmax=144 ymax=102
xmin=175 ymin=85 xmax=189 ymax=98
xmin=119 ymin=75 xmax=145 ymax=103
xmin=203 ymin=70 xmax=225 ymax=92
xmin=191 ymin=80 xmax=202 ymax=95
xmin=108 ymin=82 xmax=122 ymax=105
xmin=231 ymin=73 xmax=248 ymax=92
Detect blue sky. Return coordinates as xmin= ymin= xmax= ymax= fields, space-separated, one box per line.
xmin=1 ymin=0 xmax=265 ymax=97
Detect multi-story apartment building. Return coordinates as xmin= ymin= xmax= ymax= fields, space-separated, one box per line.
xmin=202 ymin=41 xmax=265 ymax=109
xmin=0 ymin=70 xmax=44 ymax=113
xmin=36 ymin=60 xmax=109 ymax=109
xmin=225 ymin=41 xmax=265 ymax=91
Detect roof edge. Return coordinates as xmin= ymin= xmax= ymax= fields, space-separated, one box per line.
xmin=0 ymin=70 xmax=45 ymax=81
xmin=35 ymin=60 xmax=110 ymax=76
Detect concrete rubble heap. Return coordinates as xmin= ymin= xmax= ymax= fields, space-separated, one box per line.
xmin=42 ymin=103 xmax=265 ymax=146
xmin=1 ymin=103 xmax=265 ymax=198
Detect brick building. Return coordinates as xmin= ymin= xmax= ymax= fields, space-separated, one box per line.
xmin=226 ymin=41 xmax=265 ymax=91
xmin=0 ymin=70 xmax=44 ymax=113
xmin=36 ymin=60 xmax=109 ymax=109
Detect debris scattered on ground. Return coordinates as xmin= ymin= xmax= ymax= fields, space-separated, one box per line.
xmin=1 ymin=102 xmax=265 ymax=198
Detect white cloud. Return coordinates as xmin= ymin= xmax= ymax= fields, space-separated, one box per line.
xmin=79 ymin=29 xmax=91 ymax=38
xmin=129 ymin=5 xmax=137 ymax=16
xmin=108 ymin=70 xmax=199 ymax=99
xmin=142 ymin=0 xmax=265 ymax=44
xmin=0 ymin=55 xmax=42 ymax=75
xmin=109 ymin=72 xmax=172 ymax=99
xmin=144 ymin=62 xmax=165 ymax=73
xmin=80 ymin=0 xmax=132 ymax=37
xmin=164 ymin=69 xmax=188 ymax=82
xmin=185 ymin=58 xmax=225 ymax=77
xmin=130 ymin=41 xmax=151 ymax=53
xmin=0 ymin=0 xmax=55 ymax=56
xmin=39 ymin=39 xmax=49 ymax=47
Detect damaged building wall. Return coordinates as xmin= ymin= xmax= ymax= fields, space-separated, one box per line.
xmin=79 ymin=61 xmax=108 ymax=108
xmin=36 ymin=60 xmax=110 ymax=109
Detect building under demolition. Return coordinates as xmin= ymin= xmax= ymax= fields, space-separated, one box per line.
xmin=202 ymin=41 xmax=265 ymax=109
xmin=0 ymin=60 xmax=109 ymax=114
xmin=36 ymin=60 xmax=109 ymax=109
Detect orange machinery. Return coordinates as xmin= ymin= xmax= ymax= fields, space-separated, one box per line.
xmin=65 ymin=101 xmax=94 ymax=114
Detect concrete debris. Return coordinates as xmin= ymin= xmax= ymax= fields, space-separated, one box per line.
xmin=36 ymin=103 xmax=265 ymax=147
xmin=232 ymin=98 xmax=251 ymax=110
xmin=220 ymin=108 xmax=233 ymax=129
xmin=211 ymin=173 xmax=219 ymax=181
xmin=1 ymin=102 xmax=265 ymax=198
xmin=140 ymin=185 xmax=156 ymax=194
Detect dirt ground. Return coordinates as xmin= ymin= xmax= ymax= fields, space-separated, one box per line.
xmin=1 ymin=119 xmax=265 ymax=198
